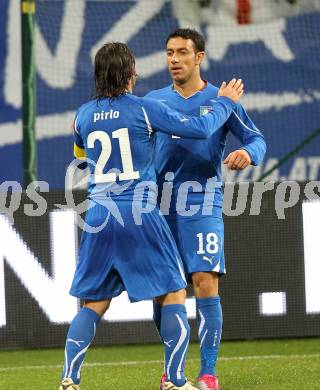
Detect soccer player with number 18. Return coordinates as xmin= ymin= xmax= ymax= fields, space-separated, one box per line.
xmin=146 ymin=29 xmax=267 ymax=390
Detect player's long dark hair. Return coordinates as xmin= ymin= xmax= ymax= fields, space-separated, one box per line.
xmin=93 ymin=42 xmax=135 ymax=99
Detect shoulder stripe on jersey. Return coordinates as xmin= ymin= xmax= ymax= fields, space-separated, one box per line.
xmin=74 ymin=116 xmax=80 ymax=135
xmin=141 ymin=107 xmax=154 ymax=136
xmin=232 ymin=110 xmax=261 ymax=134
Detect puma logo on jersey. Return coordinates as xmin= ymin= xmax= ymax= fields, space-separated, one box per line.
xmin=93 ymin=109 xmax=120 ymax=122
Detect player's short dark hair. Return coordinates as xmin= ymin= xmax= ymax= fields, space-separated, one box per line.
xmin=94 ymin=42 xmax=135 ymax=99
xmin=166 ymin=28 xmax=205 ymax=53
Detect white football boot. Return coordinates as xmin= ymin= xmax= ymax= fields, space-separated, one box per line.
xmin=59 ymin=378 xmax=80 ymax=390
xmin=162 ymin=380 xmax=199 ymax=390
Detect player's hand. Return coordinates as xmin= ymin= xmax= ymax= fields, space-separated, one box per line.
xmin=218 ymin=78 xmax=244 ymax=103
xmin=223 ymin=149 xmax=251 ymax=170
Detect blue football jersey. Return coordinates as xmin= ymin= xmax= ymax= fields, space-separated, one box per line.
xmin=146 ymin=83 xmax=267 ymax=217
xmin=73 ymin=92 xmax=236 ymax=205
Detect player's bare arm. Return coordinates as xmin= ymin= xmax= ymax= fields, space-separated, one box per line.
xmin=218 ymin=78 xmax=244 ymax=103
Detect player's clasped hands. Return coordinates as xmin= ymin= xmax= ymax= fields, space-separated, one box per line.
xmin=218 ymin=78 xmax=244 ymax=103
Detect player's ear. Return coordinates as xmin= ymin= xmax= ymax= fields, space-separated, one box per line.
xmin=196 ymin=51 xmax=205 ymax=65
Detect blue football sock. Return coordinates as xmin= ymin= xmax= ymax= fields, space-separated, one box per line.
xmin=161 ymin=304 xmax=190 ymax=387
xmin=153 ymin=301 xmax=163 ymax=342
xmin=62 ymin=307 xmax=101 ymax=384
xmin=196 ymin=296 xmax=223 ymax=377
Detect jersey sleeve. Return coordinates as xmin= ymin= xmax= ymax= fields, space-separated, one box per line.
xmin=142 ymin=96 xmax=236 ymax=139
xmin=73 ymin=112 xmax=86 ymax=160
xmin=226 ymin=103 xmax=266 ymax=166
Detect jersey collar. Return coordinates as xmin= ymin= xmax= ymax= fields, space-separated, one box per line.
xmin=171 ymin=80 xmax=208 ymax=99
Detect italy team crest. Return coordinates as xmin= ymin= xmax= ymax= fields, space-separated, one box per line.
xmin=200 ymin=106 xmax=213 ymax=116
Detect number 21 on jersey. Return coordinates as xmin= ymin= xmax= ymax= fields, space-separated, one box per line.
xmin=87 ymin=128 xmax=140 ymax=183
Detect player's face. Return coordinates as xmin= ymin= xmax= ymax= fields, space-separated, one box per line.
xmin=166 ymin=37 xmax=204 ymax=85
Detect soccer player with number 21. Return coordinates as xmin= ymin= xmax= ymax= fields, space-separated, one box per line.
xmin=59 ymin=42 xmax=244 ymax=390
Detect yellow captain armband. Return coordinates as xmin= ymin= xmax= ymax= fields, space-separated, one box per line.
xmin=74 ymin=143 xmax=86 ymax=160
xmin=22 ymin=1 xmax=35 ymax=13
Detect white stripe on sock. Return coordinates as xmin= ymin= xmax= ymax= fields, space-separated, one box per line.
xmin=177 ymin=333 xmax=189 ymax=380
xmin=166 ymin=314 xmax=187 ymax=381
xmin=198 ymin=309 xmax=205 ymax=337
xmin=67 ymin=321 xmax=97 ymax=380
xmin=76 ymin=323 xmax=97 ymax=379
xmin=67 ymin=345 xmax=90 ymax=379
xmin=63 ymin=347 xmax=68 ymax=379
xmin=200 ymin=329 xmax=208 ymax=348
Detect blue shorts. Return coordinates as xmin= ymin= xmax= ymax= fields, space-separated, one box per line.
xmin=70 ymin=202 xmax=186 ymax=302
xmin=166 ymin=216 xmax=225 ymax=278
